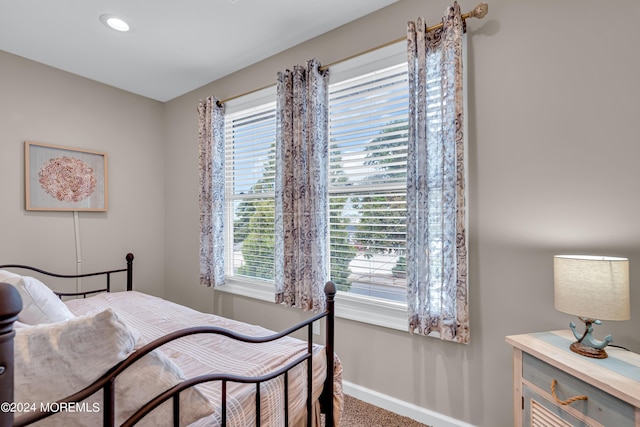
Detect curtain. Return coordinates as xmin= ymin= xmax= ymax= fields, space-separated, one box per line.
xmin=406 ymin=2 xmax=469 ymax=343
xmin=274 ymin=59 xmax=329 ymax=312
xmin=198 ymin=96 xmax=225 ymax=287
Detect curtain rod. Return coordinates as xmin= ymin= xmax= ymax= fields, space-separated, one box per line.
xmin=217 ymin=2 xmax=488 ymax=106
xmin=319 ymin=2 xmax=488 ymax=72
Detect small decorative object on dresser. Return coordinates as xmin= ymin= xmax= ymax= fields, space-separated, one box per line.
xmin=506 ymin=331 xmax=640 ymax=427
xmin=554 ymin=255 xmax=630 ymax=359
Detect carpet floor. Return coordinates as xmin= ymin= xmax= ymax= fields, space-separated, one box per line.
xmin=324 ymin=394 xmax=431 ymax=427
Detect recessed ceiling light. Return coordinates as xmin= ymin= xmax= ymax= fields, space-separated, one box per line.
xmin=99 ymin=14 xmax=131 ymax=32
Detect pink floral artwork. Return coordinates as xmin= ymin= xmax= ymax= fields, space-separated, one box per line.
xmin=38 ymin=156 xmax=97 ymax=203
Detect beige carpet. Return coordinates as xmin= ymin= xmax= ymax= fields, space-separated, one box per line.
xmin=324 ymin=394 xmax=431 ymax=427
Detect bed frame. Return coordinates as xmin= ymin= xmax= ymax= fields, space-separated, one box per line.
xmin=0 ymin=253 xmax=336 ymax=427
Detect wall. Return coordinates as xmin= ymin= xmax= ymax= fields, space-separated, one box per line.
xmin=0 ymin=51 xmax=166 ymax=296
xmin=2 ymin=0 xmax=639 ymax=425
xmin=163 ymin=1 xmax=640 ymax=426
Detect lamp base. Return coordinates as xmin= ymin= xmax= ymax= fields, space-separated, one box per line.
xmin=570 ymin=341 xmax=608 ymax=359
xmin=568 ymin=318 xmax=613 ymax=359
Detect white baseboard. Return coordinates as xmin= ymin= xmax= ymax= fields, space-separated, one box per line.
xmin=342 ymin=381 xmax=476 ymax=427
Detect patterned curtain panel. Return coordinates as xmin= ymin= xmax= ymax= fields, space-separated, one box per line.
xmin=406 ymin=2 xmax=469 ymax=343
xmin=198 ymin=96 xmax=225 ymax=287
xmin=275 ymin=59 xmax=329 ymax=312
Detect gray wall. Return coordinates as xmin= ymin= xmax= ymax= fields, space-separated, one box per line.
xmin=163 ymin=1 xmax=640 ymax=426
xmin=2 ymin=1 xmax=639 ymax=426
xmin=0 ymin=52 xmax=166 ymax=295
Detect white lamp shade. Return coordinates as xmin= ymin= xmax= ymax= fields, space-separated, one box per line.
xmin=554 ymin=255 xmax=630 ymax=321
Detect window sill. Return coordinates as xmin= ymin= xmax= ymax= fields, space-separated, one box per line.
xmin=215 ymin=278 xmax=408 ymax=332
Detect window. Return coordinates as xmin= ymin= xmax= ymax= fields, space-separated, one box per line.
xmin=224 ymin=93 xmax=277 ymax=285
xmin=328 ymin=55 xmax=409 ymax=303
xmin=221 ymin=42 xmax=414 ymax=329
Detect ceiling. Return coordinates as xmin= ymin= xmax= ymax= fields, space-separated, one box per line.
xmin=0 ymin=0 xmax=398 ymax=102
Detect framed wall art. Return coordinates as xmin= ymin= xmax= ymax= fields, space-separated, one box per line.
xmin=25 ymin=141 xmax=108 ymax=211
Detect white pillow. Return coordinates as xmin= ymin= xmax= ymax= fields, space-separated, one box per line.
xmin=113 ymin=345 xmax=215 ymax=426
xmin=0 ymin=269 xmax=23 ymax=287
xmin=12 ymin=320 xmax=29 ymax=329
xmin=0 ymin=270 xmax=75 ymax=324
xmin=14 ymin=309 xmax=214 ymax=426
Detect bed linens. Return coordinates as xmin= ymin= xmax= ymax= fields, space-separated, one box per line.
xmin=14 ymin=308 xmax=214 ymax=426
xmin=0 ymin=269 xmax=74 ymax=324
xmin=65 ymin=291 xmax=342 ymax=427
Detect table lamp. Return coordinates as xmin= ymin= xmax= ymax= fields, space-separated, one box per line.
xmin=554 ymin=255 xmax=630 ymax=359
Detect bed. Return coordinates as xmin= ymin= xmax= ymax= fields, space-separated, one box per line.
xmin=0 ymin=253 xmax=342 ymax=426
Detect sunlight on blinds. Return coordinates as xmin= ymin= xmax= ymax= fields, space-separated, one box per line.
xmin=328 ymin=61 xmax=409 ymax=302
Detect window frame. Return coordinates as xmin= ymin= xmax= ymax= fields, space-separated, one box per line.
xmin=224 ymin=96 xmax=278 ymax=283
xmin=219 ymin=81 xmax=408 ymax=330
xmin=216 ymin=39 xmax=466 ymax=333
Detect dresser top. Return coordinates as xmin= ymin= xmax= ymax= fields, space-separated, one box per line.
xmin=506 ymin=330 xmax=640 ymax=408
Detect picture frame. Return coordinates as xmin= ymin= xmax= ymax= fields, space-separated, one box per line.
xmin=25 ymin=141 xmax=108 ymax=211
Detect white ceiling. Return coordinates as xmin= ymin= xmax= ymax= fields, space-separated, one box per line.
xmin=0 ymin=0 xmax=398 ymax=102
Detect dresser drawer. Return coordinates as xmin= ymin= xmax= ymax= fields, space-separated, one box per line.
xmin=523 ymin=353 xmax=635 ymax=427
xmin=523 ymin=383 xmax=602 ymax=427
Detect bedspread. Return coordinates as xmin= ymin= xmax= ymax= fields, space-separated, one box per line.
xmin=65 ymin=291 xmax=342 ymax=427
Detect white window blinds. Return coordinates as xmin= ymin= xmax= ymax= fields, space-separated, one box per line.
xmin=328 ymin=54 xmax=409 ymax=302
xmin=224 ymin=101 xmax=277 ymax=281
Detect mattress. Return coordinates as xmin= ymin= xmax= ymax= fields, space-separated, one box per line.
xmin=65 ymin=291 xmax=342 ymax=426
